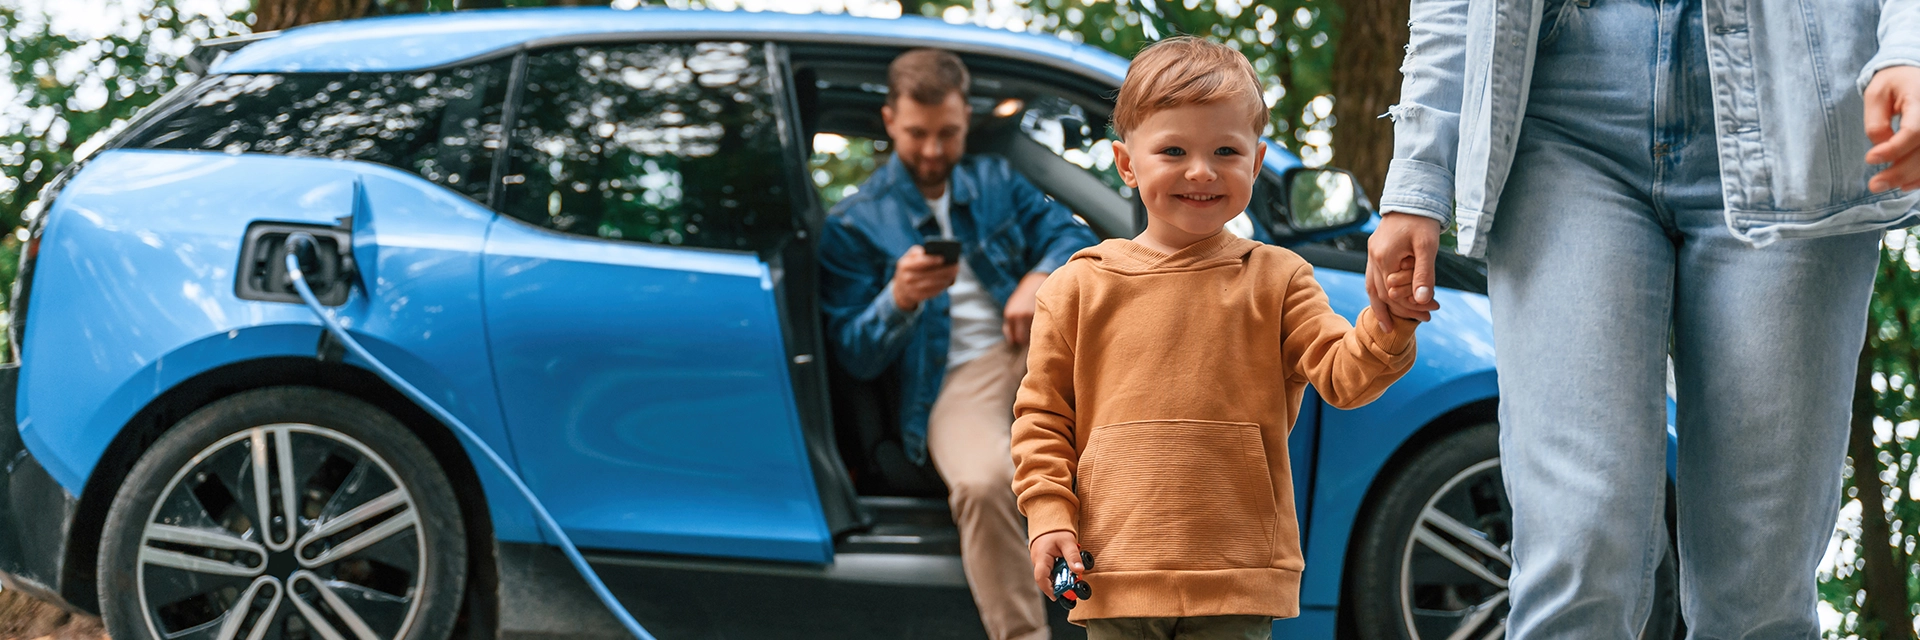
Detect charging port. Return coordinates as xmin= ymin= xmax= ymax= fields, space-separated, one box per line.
xmin=236 ymin=222 xmax=354 ymax=306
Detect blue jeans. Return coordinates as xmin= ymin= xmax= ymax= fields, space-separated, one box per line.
xmin=1490 ymin=0 xmax=1882 ymax=637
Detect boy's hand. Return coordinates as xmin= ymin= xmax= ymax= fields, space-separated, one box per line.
xmin=1030 ymin=531 xmax=1083 ymax=598
xmin=1382 ymin=258 xmax=1430 ymax=322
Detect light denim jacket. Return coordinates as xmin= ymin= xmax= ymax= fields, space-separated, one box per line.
xmin=1381 ymin=0 xmax=1920 ymax=258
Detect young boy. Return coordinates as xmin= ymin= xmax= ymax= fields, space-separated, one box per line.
xmin=1009 ymin=37 xmax=1421 ymax=639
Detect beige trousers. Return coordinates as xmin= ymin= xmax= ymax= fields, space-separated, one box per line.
xmin=928 ymin=341 xmax=1049 ymax=640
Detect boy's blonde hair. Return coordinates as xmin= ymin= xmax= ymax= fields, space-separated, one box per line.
xmin=1112 ymin=37 xmax=1267 ymax=140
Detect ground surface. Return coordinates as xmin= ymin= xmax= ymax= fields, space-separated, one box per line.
xmin=0 ymin=589 xmax=105 ymax=640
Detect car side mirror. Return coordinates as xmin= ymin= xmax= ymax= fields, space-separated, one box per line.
xmin=1281 ymin=168 xmax=1367 ymax=232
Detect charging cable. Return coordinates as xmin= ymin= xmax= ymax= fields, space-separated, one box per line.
xmin=283 ymin=232 xmax=655 ymax=640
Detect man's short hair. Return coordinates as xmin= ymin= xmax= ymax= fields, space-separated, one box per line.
xmin=887 ymin=48 xmax=971 ymax=107
xmin=1112 ymin=37 xmax=1267 ymax=140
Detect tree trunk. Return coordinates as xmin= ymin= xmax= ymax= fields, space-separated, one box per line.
xmin=252 ymin=0 xmax=375 ymax=31
xmin=1329 ymin=0 xmax=1409 ymax=206
xmin=1850 ymin=343 xmax=1915 ymax=640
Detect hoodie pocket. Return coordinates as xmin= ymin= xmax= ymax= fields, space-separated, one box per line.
xmin=1076 ymin=419 xmax=1278 ymax=572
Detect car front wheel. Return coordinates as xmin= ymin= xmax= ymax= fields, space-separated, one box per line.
xmin=1345 ymin=421 xmax=1680 ymax=640
xmin=98 ymin=386 xmax=467 ymax=640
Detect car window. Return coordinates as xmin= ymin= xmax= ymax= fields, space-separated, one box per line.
xmin=501 ymin=42 xmax=791 ymax=252
xmin=809 ymin=133 xmax=884 ymax=209
xmin=123 ymin=62 xmax=510 ymax=203
xmin=1014 ymin=95 xmax=1129 ymax=201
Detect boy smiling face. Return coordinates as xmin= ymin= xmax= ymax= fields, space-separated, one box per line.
xmin=1114 ymin=100 xmax=1267 ymax=252
xmin=1105 ymin=36 xmax=1271 ymax=254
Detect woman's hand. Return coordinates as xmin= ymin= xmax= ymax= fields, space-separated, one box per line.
xmin=1866 ymin=65 xmax=1920 ymax=193
xmin=1029 ymin=530 xmax=1082 ymax=598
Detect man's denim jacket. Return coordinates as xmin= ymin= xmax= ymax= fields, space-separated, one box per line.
xmin=819 ymin=154 xmax=1097 ymax=464
xmin=1382 ymin=0 xmax=1920 ymax=258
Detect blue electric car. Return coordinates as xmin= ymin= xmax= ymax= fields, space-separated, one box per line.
xmin=0 ymin=8 xmax=1679 ymax=640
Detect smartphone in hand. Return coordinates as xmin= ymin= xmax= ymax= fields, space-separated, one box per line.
xmin=923 ymin=238 xmax=962 ymax=266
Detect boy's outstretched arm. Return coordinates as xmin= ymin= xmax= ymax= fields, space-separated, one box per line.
xmin=1011 ymin=294 xmax=1082 ymax=546
xmin=1284 ymin=262 xmax=1420 ymax=409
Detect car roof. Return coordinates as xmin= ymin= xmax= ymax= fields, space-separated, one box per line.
xmin=211 ymin=7 xmax=1131 ymax=84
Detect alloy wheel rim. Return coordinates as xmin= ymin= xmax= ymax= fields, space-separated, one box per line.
xmin=137 ymin=424 xmax=426 ymax=640
xmin=1398 ymin=457 xmax=1513 ymax=640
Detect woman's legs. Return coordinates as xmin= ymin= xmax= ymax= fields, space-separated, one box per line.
xmin=1495 ymin=0 xmax=1882 ymax=635
xmin=1491 ymin=0 xmax=1675 ymax=636
xmin=1489 ymin=128 xmax=1676 ymax=639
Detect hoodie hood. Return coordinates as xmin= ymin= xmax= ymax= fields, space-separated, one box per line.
xmin=1070 ymin=231 xmax=1266 ymax=273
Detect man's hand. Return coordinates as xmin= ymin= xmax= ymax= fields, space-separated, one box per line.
xmin=1030 ymin=530 xmax=1082 ymax=599
xmin=892 ymin=245 xmax=960 ymax=312
xmin=1867 ymin=66 xmax=1920 ymax=193
xmin=1367 ymin=212 xmax=1443 ymax=330
xmin=1003 ymin=272 xmax=1048 ymax=346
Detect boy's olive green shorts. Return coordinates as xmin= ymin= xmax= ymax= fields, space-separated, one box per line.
xmin=1085 ymin=615 xmax=1274 ymax=640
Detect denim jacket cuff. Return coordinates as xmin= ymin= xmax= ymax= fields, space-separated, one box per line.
xmin=1379 ymin=158 xmax=1457 ymax=228
xmin=875 ymin=281 xmax=923 ymax=327
xmin=1858 ymin=58 xmax=1920 ymax=95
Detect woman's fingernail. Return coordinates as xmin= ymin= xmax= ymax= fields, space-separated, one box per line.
xmin=1415 ymin=286 xmax=1432 ymax=302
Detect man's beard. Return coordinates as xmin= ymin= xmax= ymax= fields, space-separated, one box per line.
xmin=903 ymin=156 xmax=954 ymax=192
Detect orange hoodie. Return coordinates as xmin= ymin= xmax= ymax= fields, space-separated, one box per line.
xmin=1010 ymin=231 xmax=1417 ymax=622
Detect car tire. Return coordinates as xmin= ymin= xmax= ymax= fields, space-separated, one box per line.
xmin=98 ymin=386 xmax=467 ymax=640
xmin=1345 ymin=422 xmax=1681 ymax=640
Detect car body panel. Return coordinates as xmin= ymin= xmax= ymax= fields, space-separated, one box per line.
xmin=1296 ymin=269 xmax=1500 ymax=608
xmin=17 ymin=149 xmax=541 ymax=540
xmin=481 ymin=218 xmax=833 ymax=563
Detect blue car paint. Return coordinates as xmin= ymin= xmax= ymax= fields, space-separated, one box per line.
xmin=481 ymin=218 xmax=832 ymax=563
xmin=1299 ymin=272 xmax=1501 ymax=608
xmin=20 ymin=149 xmax=542 ymax=541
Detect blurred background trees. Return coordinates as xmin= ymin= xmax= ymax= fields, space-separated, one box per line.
xmin=0 ymin=0 xmax=1912 ymax=636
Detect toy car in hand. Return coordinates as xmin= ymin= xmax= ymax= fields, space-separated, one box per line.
xmin=1051 ymin=551 xmax=1094 ymax=610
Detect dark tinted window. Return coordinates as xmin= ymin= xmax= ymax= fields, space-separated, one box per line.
xmin=502 ymin=42 xmax=791 ymax=250
xmin=124 ymin=62 xmax=509 ymax=202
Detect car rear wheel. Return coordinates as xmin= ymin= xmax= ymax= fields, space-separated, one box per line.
xmin=98 ymin=387 xmax=467 ymax=640
xmin=1346 ymin=422 xmax=1680 ymax=640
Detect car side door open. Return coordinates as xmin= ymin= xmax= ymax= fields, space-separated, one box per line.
xmin=482 ymin=41 xmax=834 ymax=564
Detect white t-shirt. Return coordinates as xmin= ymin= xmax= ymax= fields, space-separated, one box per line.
xmin=928 ymin=192 xmax=1005 ymax=368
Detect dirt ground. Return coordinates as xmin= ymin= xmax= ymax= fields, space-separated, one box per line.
xmin=0 ymin=589 xmax=105 ymax=640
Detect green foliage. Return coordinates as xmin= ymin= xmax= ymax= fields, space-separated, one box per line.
xmin=891 ymin=0 xmax=1343 ymax=163
xmin=0 ymin=1 xmax=249 ymax=231
xmin=1822 ymin=232 xmax=1920 ymax=639
xmin=810 ymin=134 xmax=883 ymax=208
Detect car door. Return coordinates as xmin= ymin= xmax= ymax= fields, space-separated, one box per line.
xmin=482 ymin=41 xmax=832 ymax=564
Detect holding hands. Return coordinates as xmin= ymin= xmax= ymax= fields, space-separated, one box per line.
xmin=1366 ymin=212 xmax=1444 ymax=330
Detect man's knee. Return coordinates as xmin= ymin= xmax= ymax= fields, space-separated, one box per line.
xmin=947 ymin=471 xmax=1017 ymax=511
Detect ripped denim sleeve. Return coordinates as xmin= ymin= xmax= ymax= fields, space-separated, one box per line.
xmin=1379 ymin=0 xmax=1471 ymax=228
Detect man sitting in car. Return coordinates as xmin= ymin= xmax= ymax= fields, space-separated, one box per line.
xmin=819 ymin=48 xmax=1098 ymax=640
